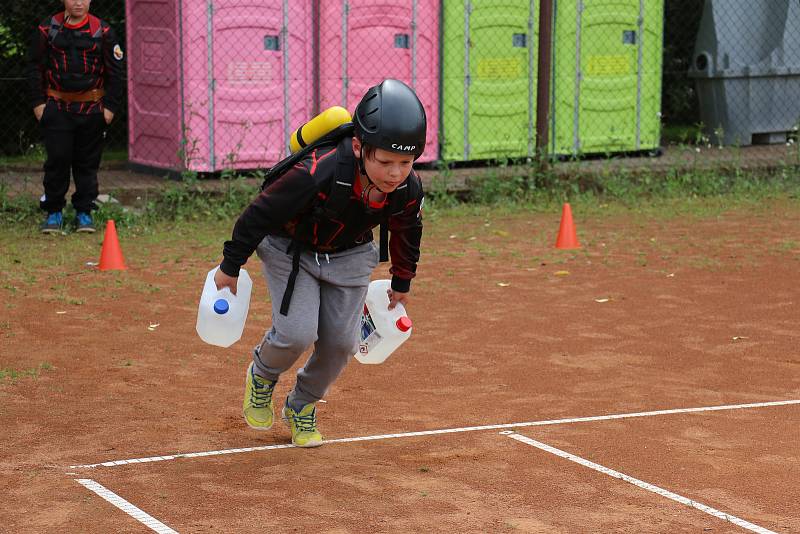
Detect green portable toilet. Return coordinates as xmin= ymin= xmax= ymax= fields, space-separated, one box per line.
xmin=442 ymin=1 xmax=538 ymax=162
xmin=551 ymin=0 xmax=663 ymax=156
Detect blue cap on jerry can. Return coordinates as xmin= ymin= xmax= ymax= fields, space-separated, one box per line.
xmin=213 ymin=299 xmax=229 ymax=314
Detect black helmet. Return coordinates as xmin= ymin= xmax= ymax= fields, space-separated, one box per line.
xmin=354 ymin=79 xmax=427 ymax=159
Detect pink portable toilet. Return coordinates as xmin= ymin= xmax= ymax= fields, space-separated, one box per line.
xmin=318 ymin=0 xmax=440 ymax=163
xmin=126 ymin=0 xmax=313 ymax=172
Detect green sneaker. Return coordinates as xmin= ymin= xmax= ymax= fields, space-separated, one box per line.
xmin=242 ymin=362 xmax=276 ymax=430
xmin=282 ymin=401 xmax=324 ymax=448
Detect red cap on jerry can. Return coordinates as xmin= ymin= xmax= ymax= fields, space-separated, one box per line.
xmin=396 ymin=316 xmax=413 ymax=332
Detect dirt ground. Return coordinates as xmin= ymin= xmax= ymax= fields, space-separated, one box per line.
xmin=1 ymin=199 xmax=799 ymax=533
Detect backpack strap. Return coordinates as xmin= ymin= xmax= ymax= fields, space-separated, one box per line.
xmin=319 ymin=137 xmax=357 ymax=219
xmin=387 ymin=182 xmax=411 ymax=216
xmin=377 ymin=181 xmax=412 ymax=262
xmin=379 ymin=223 xmax=389 ymax=262
xmin=88 ymin=14 xmax=103 ymax=39
xmin=48 ymin=14 xmax=103 ymax=42
xmin=275 ymin=126 xmax=354 ymax=316
xmin=47 ymin=14 xmax=64 ymax=45
xmin=279 ymin=242 xmax=304 ymax=316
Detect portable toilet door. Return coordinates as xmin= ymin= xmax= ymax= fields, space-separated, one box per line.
xmin=205 ymin=0 xmax=314 ymax=170
xmin=126 ymin=0 xmax=184 ymax=171
xmin=550 ymin=0 xmax=663 ymax=156
xmin=318 ymin=0 xmax=440 ymax=163
xmin=441 ymin=1 xmax=538 ymax=162
xmin=127 ymin=0 xmax=313 ymax=173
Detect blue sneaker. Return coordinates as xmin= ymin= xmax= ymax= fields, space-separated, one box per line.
xmin=40 ymin=211 xmax=63 ymax=234
xmin=75 ymin=212 xmax=96 ymax=233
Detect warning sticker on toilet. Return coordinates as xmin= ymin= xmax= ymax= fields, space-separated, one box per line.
xmin=477 ymin=57 xmax=522 ymax=79
xmin=227 ymin=62 xmax=273 ymax=83
xmin=586 ymin=55 xmax=631 ymax=76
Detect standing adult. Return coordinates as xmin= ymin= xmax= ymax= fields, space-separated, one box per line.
xmin=27 ymin=0 xmax=125 ymax=233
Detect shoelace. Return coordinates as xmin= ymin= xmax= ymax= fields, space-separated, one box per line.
xmin=250 ymin=374 xmax=274 ymax=408
xmin=292 ymin=409 xmax=317 ymax=433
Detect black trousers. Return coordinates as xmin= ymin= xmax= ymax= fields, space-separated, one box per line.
xmin=39 ymin=101 xmax=106 ymax=214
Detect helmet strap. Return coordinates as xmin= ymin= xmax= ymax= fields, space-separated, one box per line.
xmin=360 ymin=182 xmax=380 ymax=207
xmin=358 ymin=145 xmax=368 ymax=177
xmin=357 ymin=145 xmax=390 ymax=207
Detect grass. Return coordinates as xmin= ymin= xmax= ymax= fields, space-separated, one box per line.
xmin=0 ymin=363 xmax=54 ymax=383
xmin=2 ymin=163 xmax=799 ymax=230
xmin=0 ymin=166 xmax=798 ymax=280
xmin=0 ymin=147 xmax=128 ymax=167
xmin=661 ymin=123 xmax=704 ymax=145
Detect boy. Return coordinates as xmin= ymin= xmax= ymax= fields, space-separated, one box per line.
xmin=27 ymin=0 xmax=125 ymax=233
xmin=214 ymin=79 xmax=427 ymax=447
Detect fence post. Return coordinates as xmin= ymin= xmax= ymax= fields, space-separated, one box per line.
xmin=535 ymin=0 xmax=554 ymax=170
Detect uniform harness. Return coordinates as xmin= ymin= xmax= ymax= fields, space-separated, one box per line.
xmin=259 ymin=124 xmax=411 ymax=315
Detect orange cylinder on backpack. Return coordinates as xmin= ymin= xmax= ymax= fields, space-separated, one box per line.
xmin=289 ymin=106 xmax=352 ymax=154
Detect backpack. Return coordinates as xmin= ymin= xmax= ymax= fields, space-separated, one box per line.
xmin=260 ymin=123 xmax=412 ymax=315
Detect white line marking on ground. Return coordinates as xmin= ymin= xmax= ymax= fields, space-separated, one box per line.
xmin=69 ymin=398 xmax=800 ymax=469
xmin=504 ymin=433 xmax=777 ymax=534
xmin=75 ymin=479 xmax=178 ymax=534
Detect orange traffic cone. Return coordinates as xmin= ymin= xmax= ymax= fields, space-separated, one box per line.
xmin=98 ymin=220 xmax=127 ymax=271
xmin=555 ymin=203 xmax=581 ymax=249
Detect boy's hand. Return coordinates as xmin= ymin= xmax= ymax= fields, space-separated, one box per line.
xmin=214 ymin=267 xmax=239 ymax=295
xmin=34 ymin=104 xmax=46 ymax=121
xmin=387 ymin=288 xmax=409 ymax=310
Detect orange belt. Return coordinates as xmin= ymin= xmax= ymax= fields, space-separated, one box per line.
xmin=47 ymin=88 xmax=105 ymax=103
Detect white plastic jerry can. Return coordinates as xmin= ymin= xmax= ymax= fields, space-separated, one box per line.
xmin=355 ymin=279 xmax=413 ymax=364
xmin=196 ymin=266 xmax=253 ymax=348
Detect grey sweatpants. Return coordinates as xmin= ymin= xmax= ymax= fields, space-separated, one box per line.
xmin=252 ymin=235 xmax=379 ymax=409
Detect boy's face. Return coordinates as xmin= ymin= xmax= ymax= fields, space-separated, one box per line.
xmin=63 ymin=0 xmax=91 ymax=20
xmin=352 ymin=138 xmax=414 ymax=193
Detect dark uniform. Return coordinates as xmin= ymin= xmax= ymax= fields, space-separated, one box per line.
xmin=221 ymin=136 xmax=424 ymax=294
xmin=26 ymin=11 xmax=125 ymax=231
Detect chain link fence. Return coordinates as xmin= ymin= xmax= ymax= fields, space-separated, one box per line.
xmin=2 ymin=1 xmax=799 ymax=199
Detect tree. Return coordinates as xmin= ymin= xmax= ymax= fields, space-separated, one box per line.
xmin=0 ymin=1 xmax=127 ymax=156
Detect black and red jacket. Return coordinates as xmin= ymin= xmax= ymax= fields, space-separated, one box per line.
xmin=26 ymin=12 xmax=125 ymax=115
xmin=221 ymin=137 xmax=424 ymax=293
